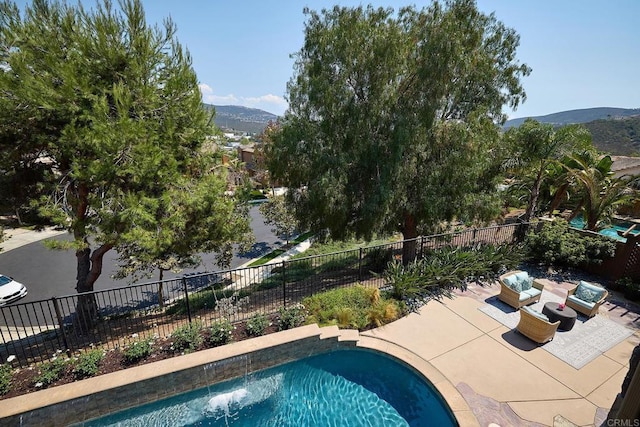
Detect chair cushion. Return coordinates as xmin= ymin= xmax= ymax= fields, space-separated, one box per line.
xmin=515 ymin=271 xmax=529 ymax=282
xmin=504 ymin=275 xmax=522 ymax=292
xmin=575 ymin=286 xmax=597 ymax=303
xmin=568 ymin=294 xmax=595 ymax=309
xmin=522 ymin=288 xmax=541 ymax=299
xmin=521 ymin=305 xmax=549 ymax=322
xmin=503 ymin=274 xmax=517 ymax=286
xmin=576 ymin=281 xmax=606 ymax=302
xmin=521 ymin=277 xmax=533 ymax=291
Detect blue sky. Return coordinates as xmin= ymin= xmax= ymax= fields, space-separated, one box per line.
xmin=18 ymin=1 xmax=640 ymax=118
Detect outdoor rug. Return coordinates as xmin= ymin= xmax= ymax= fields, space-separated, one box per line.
xmin=479 ymin=290 xmax=634 ymax=369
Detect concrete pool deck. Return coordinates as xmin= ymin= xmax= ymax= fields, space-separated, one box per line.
xmin=363 ymin=279 xmax=640 ymax=426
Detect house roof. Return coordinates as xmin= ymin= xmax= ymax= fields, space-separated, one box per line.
xmin=611 ymin=156 xmax=640 ymax=176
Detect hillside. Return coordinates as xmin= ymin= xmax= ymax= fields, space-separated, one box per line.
xmin=205 ymin=104 xmax=640 ymax=154
xmin=204 ymin=104 xmax=279 ymax=134
xmin=504 ymin=107 xmax=640 ymax=155
xmin=582 ymin=116 xmax=640 ymax=156
xmin=504 ymin=107 xmax=640 ymax=129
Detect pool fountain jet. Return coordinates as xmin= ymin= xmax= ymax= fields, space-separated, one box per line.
xmin=202 ymin=373 xmax=284 ymax=421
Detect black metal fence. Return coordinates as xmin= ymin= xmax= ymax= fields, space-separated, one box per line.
xmin=0 ymin=222 xmax=525 ymax=367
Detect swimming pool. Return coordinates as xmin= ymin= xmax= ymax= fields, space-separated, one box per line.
xmin=569 ymin=216 xmax=639 ymax=242
xmin=84 ymin=349 xmax=456 ymax=426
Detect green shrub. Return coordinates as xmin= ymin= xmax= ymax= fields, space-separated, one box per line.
xmin=382 ymin=243 xmax=521 ymax=311
xmin=367 ymin=300 xmax=400 ymax=328
xmin=474 ymin=243 xmax=524 ymax=276
xmin=276 ymin=305 xmax=307 ymax=331
xmin=383 ymin=259 xmax=437 ymax=304
xmin=73 ymin=348 xmax=104 ymax=380
xmin=305 ymin=286 xmax=374 ymax=321
xmin=246 ymin=314 xmax=270 ymax=337
xmin=617 ymin=278 xmax=640 ymax=302
xmin=525 ymin=219 xmax=617 ymax=267
xmin=122 ymin=339 xmax=153 ymax=365
xmin=209 ymin=320 xmax=234 ymax=346
xmin=171 ymin=321 xmax=203 ymax=353
xmin=165 ymin=285 xmax=243 ymax=315
xmin=0 ymin=364 xmax=12 ymax=395
xmin=303 ymin=286 xmax=401 ymax=329
xmin=35 ymin=356 xmax=68 ymax=387
xmin=334 ymin=307 xmax=357 ymax=328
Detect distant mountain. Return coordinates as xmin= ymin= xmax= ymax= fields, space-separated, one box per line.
xmin=503 ymin=107 xmax=640 ymax=156
xmin=504 ymin=107 xmax=640 ymax=129
xmin=204 ymin=104 xmax=279 ymax=134
xmin=582 ymin=116 xmax=640 ymax=156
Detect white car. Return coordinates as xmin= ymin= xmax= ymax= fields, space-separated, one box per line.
xmin=0 ymin=274 xmax=28 ymax=306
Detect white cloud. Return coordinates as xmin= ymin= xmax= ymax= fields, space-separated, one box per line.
xmin=209 ymin=94 xmax=241 ymax=105
xmin=199 ymin=84 xmax=288 ymax=116
xmin=243 ymin=94 xmax=288 ymax=115
xmin=198 ymin=83 xmax=213 ymax=95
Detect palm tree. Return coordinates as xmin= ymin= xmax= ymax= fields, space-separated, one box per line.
xmin=564 ymin=153 xmax=636 ymax=231
xmin=546 ymin=150 xmax=609 ymax=216
xmin=504 ymin=119 xmax=592 ymax=222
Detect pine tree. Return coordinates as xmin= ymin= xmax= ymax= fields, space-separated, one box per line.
xmin=0 ymin=0 xmax=251 ymax=326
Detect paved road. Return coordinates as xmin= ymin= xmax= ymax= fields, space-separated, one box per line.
xmin=0 ymin=205 xmax=282 ymax=303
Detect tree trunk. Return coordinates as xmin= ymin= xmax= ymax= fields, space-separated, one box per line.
xmin=14 ymin=208 xmax=22 ymax=227
xmin=548 ymin=183 xmax=569 ymax=216
xmin=401 ymin=213 xmax=418 ymax=265
xmin=568 ymin=201 xmax=584 ymax=224
xmin=74 ymin=243 xmax=112 ymax=332
xmin=523 ymin=167 xmax=544 ymax=222
xmin=586 ymin=213 xmax=599 ymax=231
xmin=157 ymin=268 xmax=165 ymax=308
xmin=72 ymin=182 xmax=112 ymax=331
xmin=75 ymin=247 xmax=96 ymax=333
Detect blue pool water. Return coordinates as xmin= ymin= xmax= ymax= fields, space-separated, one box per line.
xmin=569 ymin=216 xmax=639 ymax=242
xmin=85 ymin=349 xmax=456 ymax=426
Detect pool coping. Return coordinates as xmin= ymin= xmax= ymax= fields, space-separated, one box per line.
xmin=0 ymin=324 xmax=475 ymax=426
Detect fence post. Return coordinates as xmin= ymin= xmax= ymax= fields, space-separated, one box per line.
xmin=182 ymin=277 xmax=192 ymax=324
xmin=515 ymin=221 xmax=529 ymax=242
xmin=419 ymin=236 xmax=425 ymax=259
xmin=282 ymin=261 xmax=287 ymax=308
xmin=51 ymin=297 xmax=72 ymax=358
xmin=358 ymin=247 xmax=364 ymax=280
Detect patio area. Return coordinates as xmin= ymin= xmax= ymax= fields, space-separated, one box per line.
xmin=1 ymin=264 xmax=638 ymax=426
xmin=364 ymin=275 xmax=640 ymax=426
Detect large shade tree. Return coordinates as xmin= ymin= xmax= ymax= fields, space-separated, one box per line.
xmin=268 ymin=0 xmax=530 ymax=262
xmin=0 ymin=0 xmax=251 ymax=323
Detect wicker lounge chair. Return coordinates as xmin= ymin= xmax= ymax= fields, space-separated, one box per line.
xmin=516 ymin=306 xmax=560 ymax=344
xmin=498 ymin=270 xmax=544 ymax=309
xmin=565 ymin=281 xmax=608 ymax=318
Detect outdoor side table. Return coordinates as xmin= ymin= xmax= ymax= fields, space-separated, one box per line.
xmin=542 ymin=302 xmax=577 ymax=331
